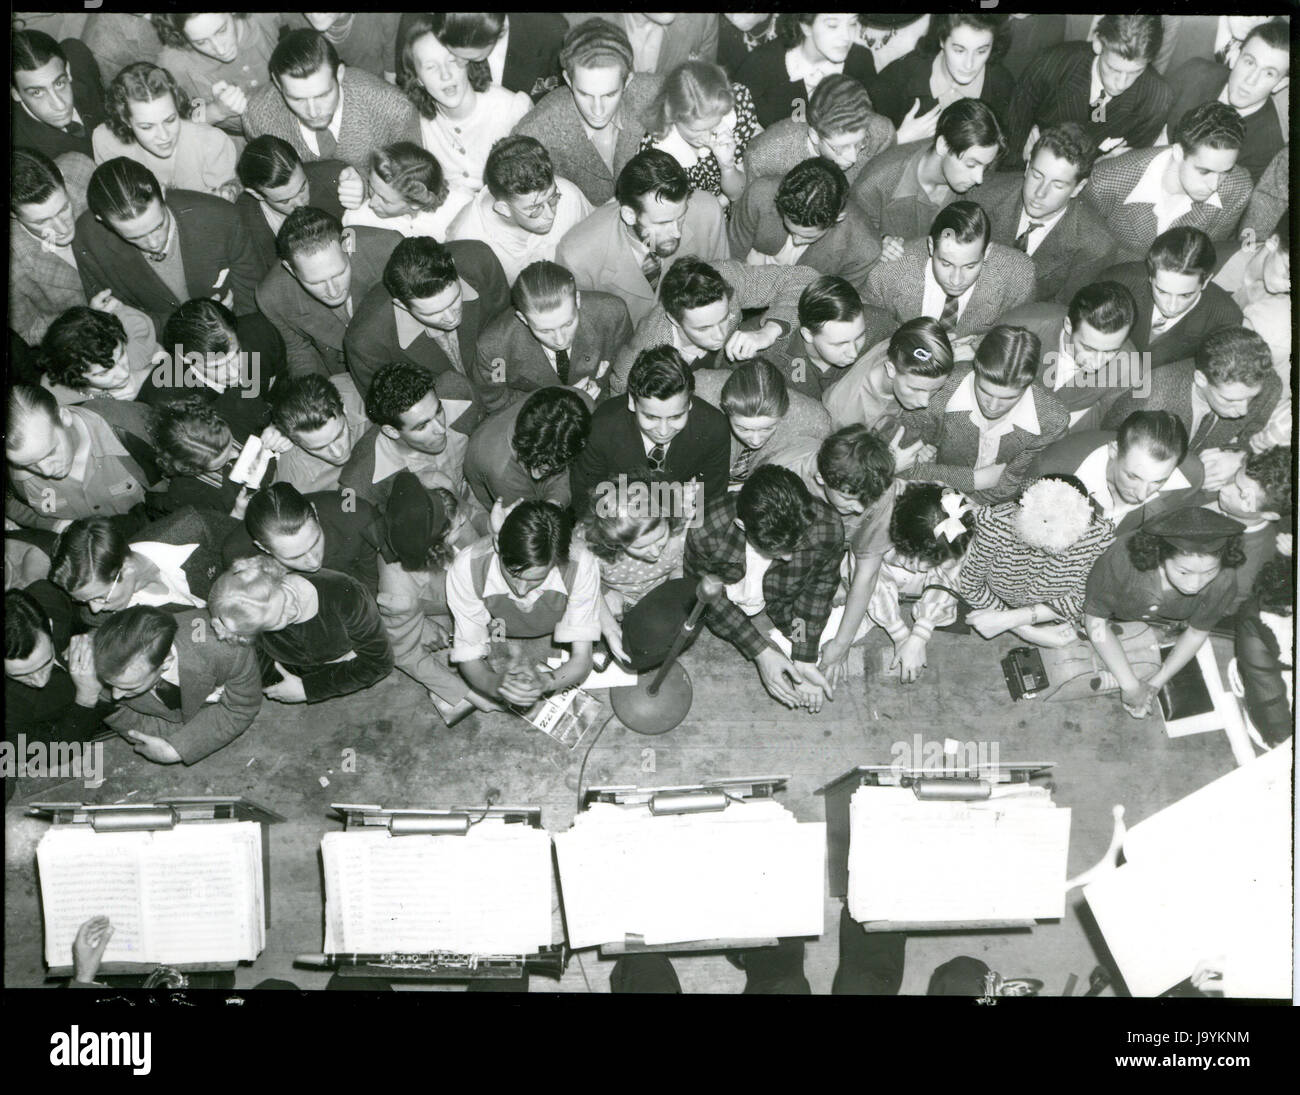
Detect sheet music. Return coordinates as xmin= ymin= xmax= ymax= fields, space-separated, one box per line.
xmin=38 ymin=830 xmax=149 ymax=968
xmin=1085 ymin=742 xmax=1292 ymax=998
xmin=554 ymin=800 xmax=825 ymax=949
xmin=321 ymin=825 xmax=553 ymax=955
xmin=847 ymin=787 xmax=1071 ymax=923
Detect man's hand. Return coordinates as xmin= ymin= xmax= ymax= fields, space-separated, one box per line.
xmin=68 ymin=634 xmax=102 ymax=706
xmin=258 ymin=424 xmax=294 ymax=455
xmin=126 ymin=730 xmax=183 ymax=764
xmin=1120 ymin=680 xmax=1156 ymax=719
xmin=965 ymin=606 xmax=1013 ymax=639
xmin=73 ymin=916 xmax=114 ymax=983
xmin=603 ymin=626 xmax=629 ymax=666
xmin=1198 ymin=447 xmax=1246 ymax=493
xmin=897 ymin=98 xmax=941 ymax=144
xmin=790 ymin=660 xmax=833 ymax=712
xmin=879 ymin=235 xmax=905 ymax=262
xmin=755 ymin=647 xmax=802 ymax=708
xmin=888 ymin=426 xmax=932 ymax=472
xmin=89 ymin=288 xmax=121 ymax=314
xmin=499 ymin=663 xmax=545 ymax=707
xmin=214 ymin=288 xmax=235 ymax=310
xmin=422 ymin=620 xmax=452 ymax=651
xmin=696 ymin=573 xmax=726 ymax=604
xmin=972 ymin=463 xmax=1006 ymax=491
xmin=1021 ymin=125 xmax=1041 ymax=167
xmin=818 ymin=636 xmax=851 ymax=689
xmin=892 ymin=633 xmax=928 ymax=683
xmin=725 ymin=321 xmax=781 ymax=361
xmin=337 ymin=165 xmax=367 ymax=210
xmin=264 ymin=666 xmax=307 ymax=703
xmin=211 ymin=79 xmax=248 ymax=116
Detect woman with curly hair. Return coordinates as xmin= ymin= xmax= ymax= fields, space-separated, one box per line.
xmin=1084 ymin=506 xmax=1247 ymax=719
xmin=340 ymin=140 xmax=454 ymax=240
xmin=92 ymin=61 xmax=239 ymax=198
xmin=153 ymin=397 xmax=271 ymax=519
xmin=640 ymin=60 xmax=761 ymax=208
xmin=397 ymin=13 xmax=532 ymax=226
xmin=207 ymin=552 xmax=392 ymax=705
xmin=959 ymin=475 xmax=1117 ymax=649
xmin=37 ymin=305 xmax=157 ymax=405
xmin=579 ymin=483 xmax=687 ymax=665
xmin=155 ymin=12 xmax=281 ymax=134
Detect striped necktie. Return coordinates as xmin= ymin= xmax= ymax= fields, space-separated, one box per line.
xmin=554 ymin=347 xmax=571 ymax=385
xmin=1189 ymin=411 xmax=1218 ymax=453
xmin=1015 ymin=221 xmax=1044 ymax=251
xmin=939 ymin=293 xmax=961 ymax=330
xmin=641 ymin=250 xmax=662 ymax=291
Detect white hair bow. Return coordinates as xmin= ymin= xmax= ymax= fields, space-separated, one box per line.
xmin=934 ymin=491 xmax=973 ymax=542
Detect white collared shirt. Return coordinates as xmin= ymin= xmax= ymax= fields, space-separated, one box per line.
xmin=391 ymin=279 xmax=480 ymax=352
xmin=670 ymin=322 xmax=711 ymax=365
xmin=623 ymin=13 xmax=668 ymax=73
xmin=1088 ymin=55 xmax=1107 ymax=109
xmin=343 ymin=198 xmax=457 ymax=241
xmin=921 ymin=260 xmax=976 ymax=325
xmin=371 ymin=405 xmax=473 ymax=494
xmin=259 ymin=201 xmax=288 ymax=237
xmin=786 ymin=45 xmax=844 ymax=92
xmin=1150 ymin=301 xmax=1192 ymax=340
xmin=1123 ymin=147 xmax=1224 ymax=236
xmin=930 ymin=51 xmax=985 ymax=109
xmin=1217 ymin=81 xmax=1267 ymax=119
xmin=725 ymin=540 xmax=773 ymax=617
xmin=298 ymin=74 xmax=345 ymax=156
xmin=1014 ymin=203 xmax=1068 ymax=257
xmin=945 ymin=370 xmax=1040 ymax=469
xmin=488 ymin=18 xmax=509 ymax=85
xmin=1074 ymin=443 xmax=1191 ymax=523
xmin=747 ymin=233 xmax=812 ymax=267
xmin=1188 ymin=377 xmax=1215 ymax=442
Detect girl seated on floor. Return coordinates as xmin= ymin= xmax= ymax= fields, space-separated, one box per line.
xmin=153 ymin=398 xmax=273 ymax=520
xmin=579 ymin=484 xmax=687 ymax=665
xmin=445 ymin=499 xmax=601 ymax=708
xmin=959 ymin=475 xmax=1117 ymax=649
xmin=641 ymin=60 xmax=761 ymax=209
xmin=1083 ymin=506 xmax=1246 ymax=720
xmin=37 ymin=306 xmax=157 ymax=405
xmin=867 ymin=482 xmax=976 ymax=683
xmin=208 ymin=553 xmax=394 ymax=705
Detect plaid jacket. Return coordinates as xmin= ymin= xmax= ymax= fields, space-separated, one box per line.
xmin=611 ymin=260 xmax=820 ymax=393
xmin=10 ymin=152 xmax=96 ymax=344
xmin=684 ymin=490 xmax=844 ymax=663
xmin=1083 ymin=146 xmax=1252 ymax=262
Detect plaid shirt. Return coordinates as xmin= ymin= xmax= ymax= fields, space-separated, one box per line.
xmin=684 ymin=492 xmax=844 ymax=663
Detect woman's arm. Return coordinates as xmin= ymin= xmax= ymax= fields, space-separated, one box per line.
xmin=1085 ymin=612 xmax=1149 ymax=714
xmin=1145 ymin=626 xmax=1209 ymax=693
xmin=297 ymin=582 xmax=394 ymax=701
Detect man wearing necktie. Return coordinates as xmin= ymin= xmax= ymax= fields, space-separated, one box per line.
xmin=11 ymin=30 xmax=106 ymax=161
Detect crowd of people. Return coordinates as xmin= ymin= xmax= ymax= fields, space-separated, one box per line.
xmin=5 ymin=12 xmax=1294 ymax=993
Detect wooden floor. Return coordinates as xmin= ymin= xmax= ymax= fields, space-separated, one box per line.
xmin=4 ymin=626 xmax=1242 ymax=994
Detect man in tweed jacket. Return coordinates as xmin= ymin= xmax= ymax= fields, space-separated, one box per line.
xmin=611 ymin=259 xmax=820 ymax=394
xmin=11 ymin=150 xmax=100 ymax=345
xmin=1082 ymin=102 xmax=1253 ymax=263
xmin=242 ymin=29 xmax=414 ymax=175
xmin=860 ymin=202 xmax=1038 ymax=348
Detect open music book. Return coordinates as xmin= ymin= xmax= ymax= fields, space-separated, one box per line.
xmin=554 ymin=799 xmax=825 ymax=949
xmin=848 ymin=786 xmax=1071 ymax=923
xmin=38 ymin=821 xmax=266 ymax=969
xmin=321 ymin=824 xmax=553 ymax=955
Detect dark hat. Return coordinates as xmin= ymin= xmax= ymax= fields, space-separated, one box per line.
xmin=381 ymin=470 xmax=449 ymax=571
xmin=859 ymin=14 xmax=927 ymax=32
xmin=621 ymin=577 xmax=700 ymax=672
xmin=1143 ymin=507 xmax=1245 ymax=554
xmin=927 ymin=956 xmax=992 ymax=996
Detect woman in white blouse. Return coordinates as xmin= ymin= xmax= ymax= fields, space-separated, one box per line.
xmin=397 ymin=13 xmax=532 ymax=227
xmin=92 ymin=61 xmax=239 ymax=200
xmin=340 ymin=141 xmax=456 ymax=240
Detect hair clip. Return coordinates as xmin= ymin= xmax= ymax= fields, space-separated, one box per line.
xmin=934 ymin=491 xmax=973 ymax=542
xmin=912 ymin=347 xmax=932 ymax=362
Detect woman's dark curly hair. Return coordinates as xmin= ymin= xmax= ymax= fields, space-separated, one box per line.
xmin=398 ymin=13 xmax=493 ymax=120
xmin=38 ymin=307 xmax=127 ymax=390
xmin=423 ymin=487 xmax=460 ymax=573
xmin=919 ymin=13 xmax=1011 ymax=63
xmin=1127 ymin=530 xmax=1246 ymax=572
xmin=105 ymin=62 xmax=192 ymax=144
xmin=1252 ymin=556 xmax=1293 ymax=617
xmin=889 ymin=482 xmax=974 ymax=566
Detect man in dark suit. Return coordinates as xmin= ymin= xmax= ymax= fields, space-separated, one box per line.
xmin=11 ymin=30 xmax=106 ymax=162
xmin=1163 ymin=18 xmax=1288 ymax=185
xmin=344 ymin=236 xmax=509 ymax=404
xmin=1029 ymin=411 xmax=1204 ymax=536
xmin=512 ymin=19 xmax=663 ymax=207
xmin=1098 ymin=328 xmax=1282 ymax=493
xmin=1082 ymin=102 xmax=1252 ymax=263
xmin=49 ymin=508 xmax=238 ymax=618
xmin=729 ymin=159 xmax=881 ymax=294
xmin=569 ymin=346 xmax=730 ymax=519
xmin=93 ymin=605 xmax=263 ymax=765
xmin=473 ymin=260 xmax=631 ymax=414
xmin=1005 ymin=15 xmax=1171 ymax=167
xmin=1098 ymin=226 xmax=1243 ymax=371
xmin=978 ymin=123 xmax=1118 ymax=306
xmin=256 ymin=208 xmax=401 ymax=380
xmin=399 ymin=13 xmax=569 ymax=100
xmin=72 ymin=159 xmax=262 ymax=338
xmin=234 ymin=135 xmax=350 ymax=279
xmin=221 ymin=483 xmax=383 ymax=597
xmin=243 ymin=29 xmax=414 ymax=174
xmin=860 ymin=201 xmax=1037 ymax=347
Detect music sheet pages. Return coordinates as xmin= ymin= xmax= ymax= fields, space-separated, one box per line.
xmin=847 ymin=787 xmax=1071 ymax=923
xmin=554 ymin=799 xmax=826 ymax=950
xmin=321 ymin=824 xmax=553 ymax=955
xmin=38 ymin=822 xmax=265 ymax=968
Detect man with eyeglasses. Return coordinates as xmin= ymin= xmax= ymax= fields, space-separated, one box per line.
xmin=447 ymin=136 xmax=593 ymax=285
xmin=48 ymin=508 xmax=236 ymax=623
xmin=4 ymin=584 xmax=111 ymax=802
